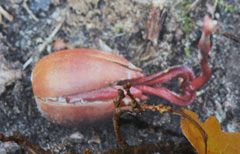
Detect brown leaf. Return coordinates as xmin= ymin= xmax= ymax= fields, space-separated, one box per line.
xmin=53 ymin=39 xmax=66 ymax=51
xmin=0 ymin=55 xmax=21 ymax=94
xmin=181 ymin=109 xmax=240 ymax=154
xmin=145 ymin=0 xmax=167 ymax=45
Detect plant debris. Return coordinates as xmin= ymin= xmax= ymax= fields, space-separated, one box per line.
xmin=0 ymin=54 xmax=21 ymax=95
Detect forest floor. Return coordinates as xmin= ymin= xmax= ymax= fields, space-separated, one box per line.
xmin=0 ymin=0 xmax=239 ymax=153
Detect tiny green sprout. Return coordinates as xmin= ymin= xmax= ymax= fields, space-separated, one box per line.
xmin=114 ymin=25 xmax=123 ymax=32
xmin=176 ymin=0 xmax=196 ymax=56
xmin=213 ymin=0 xmax=223 ymax=7
xmin=176 ymin=4 xmax=195 ymax=35
xmin=150 ymin=68 xmax=157 ymax=75
xmin=213 ymin=0 xmax=237 ymax=14
xmin=218 ymin=0 xmax=223 ymax=7
xmin=224 ymin=5 xmax=237 ymax=13
xmin=176 ymin=0 xmax=192 ymax=9
xmin=185 ymin=47 xmax=190 ymax=57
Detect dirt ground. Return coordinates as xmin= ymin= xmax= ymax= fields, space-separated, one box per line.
xmin=0 ymin=0 xmax=240 ymax=153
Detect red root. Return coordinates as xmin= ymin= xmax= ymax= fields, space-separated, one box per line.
xmin=61 ymin=16 xmax=217 ymax=107
xmin=129 ymin=15 xmax=217 ymax=106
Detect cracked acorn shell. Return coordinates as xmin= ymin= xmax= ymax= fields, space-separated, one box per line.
xmin=32 ymin=48 xmax=143 ymax=125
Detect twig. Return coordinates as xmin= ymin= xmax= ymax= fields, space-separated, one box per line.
xmin=113 ymin=84 xmax=208 ymax=154
xmin=212 ymin=0 xmax=219 ymax=17
xmin=0 ymin=5 xmax=13 ymax=22
xmin=23 ymin=0 xmax=39 ymax=21
xmin=30 ymin=18 xmax=65 ymax=66
xmin=0 ymin=13 xmax=2 ymax=23
xmin=113 ymin=89 xmax=129 ymax=148
xmin=173 ymin=109 xmax=208 ymax=154
xmin=223 ymin=32 xmax=240 ymax=43
xmin=106 ymin=141 xmax=195 ymax=154
xmin=187 ymin=0 xmax=200 ymax=14
xmin=0 ymin=133 xmax=51 ymax=154
xmin=23 ymin=57 xmax=33 ymax=70
xmin=37 ymin=19 xmax=65 ymax=55
xmin=145 ymin=0 xmax=167 ymax=45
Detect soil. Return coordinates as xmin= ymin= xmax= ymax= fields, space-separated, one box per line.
xmin=0 ymin=0 xmax=239 ymax=153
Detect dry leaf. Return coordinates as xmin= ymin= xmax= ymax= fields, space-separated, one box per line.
xmin=53 ymin=39 xmax=66 ymax=51
xmin=181 ymin=109 xmax=240 ymax=154
xmin=145 ymin=0 xmax=167 ymax=45
xmin=0 ymin=55 xmax=21 ymax=94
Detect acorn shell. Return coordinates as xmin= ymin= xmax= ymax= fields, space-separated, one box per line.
xmin=32 ymin=48 xmax=143 ymax=124
xmin=32 ymin=48 xmax=143 ymax=97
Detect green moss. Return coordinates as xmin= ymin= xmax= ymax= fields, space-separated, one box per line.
xmin=224 ymin=5 xmax=237 ymax=13
xmin=176 ymin=0 xmax=196 ymax=56
xmin=176 ymin=1 xmax=195 ymax=35
xmin=150 ymin=68 xmax=157 ymax=74
xmin=113 ymin=25 xmax=123 ymax=32
xmin=185 ymin=47 xmax=190 ymax=57
xmin=213 ymin=0 xmax=238 ymax=13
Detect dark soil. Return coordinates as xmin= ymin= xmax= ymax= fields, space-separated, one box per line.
xmin=0 ymin=0 xmax=239 ymax=153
